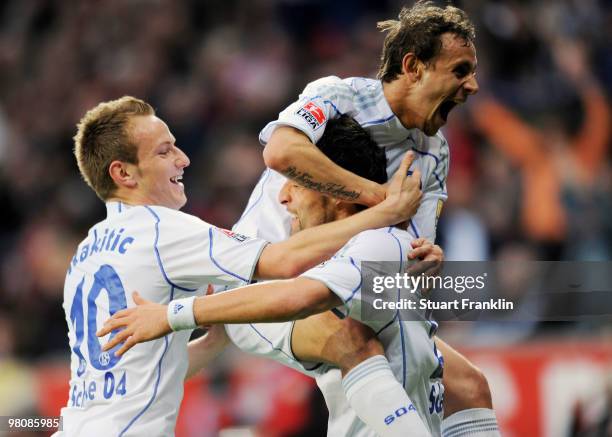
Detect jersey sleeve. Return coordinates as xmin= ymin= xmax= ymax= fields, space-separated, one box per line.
xmin=231 ymin=169 xmax=292 ymax=243
xmin=151 ymin=208 xmax=268 ymax=289
xmin=300 ymin=230 xmax=403 ymax=320
xmin=259 ymin=76 xmax=354 ymax=145
xmin=409 ymin=135 xmax=449 ymax=243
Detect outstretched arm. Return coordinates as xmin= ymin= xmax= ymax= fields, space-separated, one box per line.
xmin=264 ymin=126 xmax=386 ymax=207
xmin=98 ymin=277 xmax=340 ymax=357
xmin=572 ymin=82 xmax=610 ymax=174
xmin=471 ymin=98 xmax=545 ymax=168
xmin=548 ymin=38 xmax=611 ymax=175
xmin=98 ymin=241 xmax=446 ymax=357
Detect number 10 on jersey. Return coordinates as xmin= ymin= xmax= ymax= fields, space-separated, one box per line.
xmin=69 ymin=264 xmax=127 ymax=375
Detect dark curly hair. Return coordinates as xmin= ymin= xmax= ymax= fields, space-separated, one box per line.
xmin=377 ymin=1 xmax=475 ymax=83
xmin=316 ymin=115 xmax=387 ymax=185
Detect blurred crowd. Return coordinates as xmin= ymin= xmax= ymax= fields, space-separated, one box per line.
xmin=0 ymin=0 xmax=609 ymax=435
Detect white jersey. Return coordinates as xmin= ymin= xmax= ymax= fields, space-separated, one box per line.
xmin=228 ymin=76 xmax=448 ymax=436
xmin=301 ymin=227 xmax=444 ymax=436
xmin=58 ymin=202 xmax=266 ymax=437
xmin=226 ymin=227 xmax=444 ymax=436
xmin=234 ymin=75 xmax=449 ymax=244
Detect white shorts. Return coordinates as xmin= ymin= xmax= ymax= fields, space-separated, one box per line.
xmin=225 ymin=322 xmax=380 ymax=437
xmin=225 ymin=322 xmax=323 ymax=376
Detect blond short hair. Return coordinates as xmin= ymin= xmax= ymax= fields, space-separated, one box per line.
xmin=74 ymin=96 xmax=154 ymax=200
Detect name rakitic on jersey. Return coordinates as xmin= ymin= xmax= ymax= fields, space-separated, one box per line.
xmin=68 ymin=227 xmax=135 ymax=274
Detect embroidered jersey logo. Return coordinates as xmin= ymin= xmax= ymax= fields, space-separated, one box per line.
xmin=219 ymin=228 xmax=249 ymax=243
xmin=296 ymin=102 xmax=326 ymax=130
xmin=384 ymin=404 xmax=417 ymax=425
xmin=173 ymin=303 xmax=184 ymax=314
xmin=99 ymin=352 xmax=111 ymax=366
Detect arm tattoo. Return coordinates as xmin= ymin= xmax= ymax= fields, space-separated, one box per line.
xmin=282 ymin=166 xmax=361 ymax=201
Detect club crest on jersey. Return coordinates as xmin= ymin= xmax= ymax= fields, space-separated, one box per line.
xmin=219 ymin=229 xmax=249 ymax=243
xmin=296 ymin=102 xmax=326 ymax=130
xmin=99 ymin=352 xmax=110 ymax=366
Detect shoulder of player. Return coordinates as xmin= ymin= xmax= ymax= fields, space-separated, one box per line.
xmin=339 ymin=228 xmax=404 ymax=261
xmin=132 ymin=205 xmax=212 ymax=232
xmin=303 ymin=76 xmax=360 ymax=101
xmin=304 ymin=75 xmax=347 ymax=90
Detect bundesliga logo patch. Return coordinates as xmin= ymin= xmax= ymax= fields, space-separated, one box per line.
xmin=219 ymin=228 xmax=249 ymax=243
xmin=296 ymin=102 xmax=326 ymax=130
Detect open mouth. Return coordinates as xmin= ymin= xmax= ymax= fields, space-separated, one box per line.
xmin=438 ymin=100 xmax=457 ymax=122
xmin=170 ymin=175 xmax=183 ymax=185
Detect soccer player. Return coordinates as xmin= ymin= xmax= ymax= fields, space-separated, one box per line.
xmin=57 ymin=96 xmax=422 ymax=436
xmin=230 ymin=2 xmax=500 ymax=437
xmin=225 ymin=116 xmax=447 ymax=437
xmin=100 ymin=115 xmax=446 ymax=436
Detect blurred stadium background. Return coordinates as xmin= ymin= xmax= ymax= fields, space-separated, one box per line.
xmin=0 ymin=0 xmax=610 ymax=436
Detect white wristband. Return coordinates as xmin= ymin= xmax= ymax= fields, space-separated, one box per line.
xmin=167 ymin=296 xmax=197 ymax=331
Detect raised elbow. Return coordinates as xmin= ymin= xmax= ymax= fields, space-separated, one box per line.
xmin=263 ymin=126 xmax=312 ymax=171
xmin=263 ymin=141 xmax=290 ymax=171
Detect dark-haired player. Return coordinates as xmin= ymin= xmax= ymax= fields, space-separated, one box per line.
xmin=233 ymin=2 xmax=499 ymax=437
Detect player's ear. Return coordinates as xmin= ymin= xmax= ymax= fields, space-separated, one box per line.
xmin=109 ymin=160 xmax=138 ymax=189
xmin=335 ymin=199 xmax=355 ymax=215
xmin=401 ymin=53 xmax=423 ymax=82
